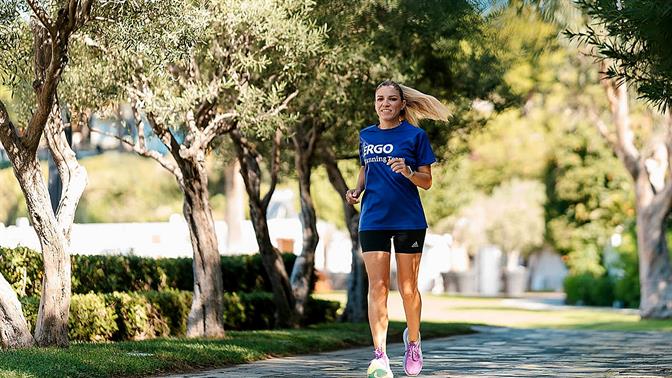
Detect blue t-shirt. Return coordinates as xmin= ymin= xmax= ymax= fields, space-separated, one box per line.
xmin=358 ymin=121 xmax=436 ymax=231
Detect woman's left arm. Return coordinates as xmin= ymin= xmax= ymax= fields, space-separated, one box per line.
xmin=388 ymin=159 xmax=432 ymax=190
xmin=405 ymin=165 xmax=432 ymax=190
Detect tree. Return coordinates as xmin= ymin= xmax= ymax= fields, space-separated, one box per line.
xmin=0 ymin=0 xmax=94 ymax=348
xmin=0 ymin=0 xmax=201 ymax=348
xmin=230 ymin=126 xmax=300 ymax=327
xmin=568 ymin=0 xmax=672 ymax=110
xmin=83 ymin=0 xmax=323 ymax=332
xmin=563 ymin=1 xmax=672 ymax=318
xmin=590 ymin=69 xmax=672 ymax=318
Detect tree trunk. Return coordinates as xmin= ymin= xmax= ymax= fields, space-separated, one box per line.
xmin=0 ymin=273 xmax=34 ymax=348
xmin=596 ymin=74 xmax=672 ymax=318
xmin=635 ymin=174 xmax=672 ymax=318
xmin=16 ymin=157 xmax=71 ymax=347
xmin=179 ymin=159 xmax=226 ymax=338
xmin=321 ymin=146 xmax=368 ymax=322
xmin=224 ymin=160 xmax=245 ymax=253
xmin=231 ymin=130 xmax=299 ymax=327
xmin=290 ymin=135 xmax=319 ymax=318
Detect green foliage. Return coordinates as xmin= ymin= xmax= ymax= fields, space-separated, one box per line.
xmin=0 ymin=246 xmax=43 ymax=297
xmin=143 ymin=289 xmax=192 ymax=336
xmin=18 ymin=290 xmax=340 ymax=341
xmin=421 ymin=159 xmax=479 ymax=230
xmin=68 ymin=293 xmax=119 ymax=342
xmin=563 ymin=272 xmax=615 ymax=306
xmin=544 ymin=114 xmax=633 ymax=274
xmin=107 ymin=292 xmax=170 ymax=340
xmin=613 ymin=251 xmax=640 ymax=308
xmin=568 ymin=0 xmax=672 ymax=110
xmin=0 ymin=246 xmax=308 ymax=296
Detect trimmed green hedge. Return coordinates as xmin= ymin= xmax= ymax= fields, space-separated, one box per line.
xmin=564 ymin=273 xmax=615 ymax=307
xmin=19 ymin=290 xmax=340 ymax=342
xmin=0 ymin=247 xmax=315 ymax=296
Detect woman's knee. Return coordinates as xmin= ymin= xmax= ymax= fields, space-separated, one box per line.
xmin=368 ymin=278 xmax=389 ymax=298
xmin=399 ymin=285 xmax=420 ymax=302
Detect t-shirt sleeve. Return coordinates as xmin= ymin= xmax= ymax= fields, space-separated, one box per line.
xmin=416 ymin=131 xmax=436 ymax=167
xmin=359 ymin=136 xmax=365 ymax=166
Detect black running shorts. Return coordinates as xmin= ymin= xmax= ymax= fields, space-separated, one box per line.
xmin=359 ymin=229 xmax=427 ymax=254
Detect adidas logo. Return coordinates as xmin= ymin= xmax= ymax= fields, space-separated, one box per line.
xmin=411 ymin=241 xmax=419 ymax=248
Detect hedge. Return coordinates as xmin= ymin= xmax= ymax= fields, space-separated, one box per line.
xmin=19 ymin=290 xmax=340 ymax=342
xmin=0 ymin=247 xmax=315 ymax=297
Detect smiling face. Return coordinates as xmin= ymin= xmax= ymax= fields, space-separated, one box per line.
xmin=375 ymin=85 xmax=406 ymax=124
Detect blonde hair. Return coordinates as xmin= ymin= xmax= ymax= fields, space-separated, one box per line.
xmin=376 ymin=80 xmax=451 ymax=126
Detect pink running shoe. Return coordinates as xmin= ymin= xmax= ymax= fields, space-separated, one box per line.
xmin=403 ymin=328 xmax=423 ymax=376
xmin=367 ymin=347 xmax=393 ymax=378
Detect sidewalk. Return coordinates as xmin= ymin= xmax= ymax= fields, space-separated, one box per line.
xmin=158 ymin=326 xmax=672 ymax=377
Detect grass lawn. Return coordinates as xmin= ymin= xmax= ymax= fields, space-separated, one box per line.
xmin=316 ymin=291 xmax=672 ymax=332
xmin=0 ymin=321 xmax=472 ymax=378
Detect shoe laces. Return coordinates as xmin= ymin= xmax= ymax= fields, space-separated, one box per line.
xmin=374 ymin=347 xmax=386 ymax=360
xmin=407 ymin=342 xmax=420 ymax=361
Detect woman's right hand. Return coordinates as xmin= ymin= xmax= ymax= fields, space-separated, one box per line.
xmin=345 ymin=188 xmax=362 ymax=205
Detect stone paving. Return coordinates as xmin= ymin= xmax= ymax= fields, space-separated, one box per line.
xmin=160 ymin=326 xmax=672 ymax=377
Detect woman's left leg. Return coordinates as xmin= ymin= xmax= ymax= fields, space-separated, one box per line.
xmin=395 ymin=252 xmax=422 ymax=342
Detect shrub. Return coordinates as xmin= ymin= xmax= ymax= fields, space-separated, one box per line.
xmin=613 ymin=251 xmax=640 ymax=308
xmin=144 ymin=289 xmax=192 ymax=336
xmin=236 ymin=291 xmax=275 ymax=330
xmin=304 ymin=298 xmax=341 ymax=325
xmin=18 ymin=296 xmax=39 ymax=332
xmin=1 ymin=247 xmax=314 ymax=296
xmin=0 ymin=246 xmax=43 ymax=297
xmin=19 ymin=290 xmax=340 ymax=341
xmin=564 ymin=272 xmax=614 ymax=306
xmin=69 ymin=293 xmax=118 ymax=342
xmin=106 ymin=292 xmax=170 ymax=340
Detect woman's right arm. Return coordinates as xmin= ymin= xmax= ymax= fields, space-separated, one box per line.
xmin=346 ymin=166 xmax=366 ymax=204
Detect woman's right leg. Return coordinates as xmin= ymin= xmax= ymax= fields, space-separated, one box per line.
xmin=363 ymin=251 xmax=391 ymax=352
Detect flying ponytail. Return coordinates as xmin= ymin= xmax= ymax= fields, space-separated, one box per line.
xmin=377 ymin=80 xmax=451 ymax=126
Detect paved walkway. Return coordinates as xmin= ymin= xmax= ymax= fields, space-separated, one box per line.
xmin=160 ymin=326 xmax=672 ymax=377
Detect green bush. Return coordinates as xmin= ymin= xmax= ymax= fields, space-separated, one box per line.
xmin=19 ymin=290 xmax=340 ymax=342
xmin=564 ymin=272 xmax=615 ymax=306
xmin=69 ymin=293 xmax=118 ymax=342
xmin=614 ymin=236 xmax=641 ymax=308
xmin=106 ymin=292 xmax=170 ymax=340
xmin=0 ymin=246 xmax=43 ymax=297
xmin=304 ymin=298 xmax=341 ymax=325
xmin=18 ymin=296 xmax=39 ymax=333
xmin=144 ymin=289 xmax=192 ymax=336
xmin=236 ymin=291 xmax=275 ymax=330
xmin=0 ymin=247 xmax=314 ymax=296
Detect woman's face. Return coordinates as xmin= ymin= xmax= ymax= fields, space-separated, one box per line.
xmin=375 ymin=85 xmax=406 ymax=123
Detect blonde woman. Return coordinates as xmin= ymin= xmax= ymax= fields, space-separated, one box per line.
xmin=346 ymin=80 xmax=449 ymax=378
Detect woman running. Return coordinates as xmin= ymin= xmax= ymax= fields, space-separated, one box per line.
xmin=346 ymin=80 xmax=449 ymax=378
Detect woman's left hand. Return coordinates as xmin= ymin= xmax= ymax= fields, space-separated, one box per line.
xmin=387 ymin=157 xmax=412 ymax=178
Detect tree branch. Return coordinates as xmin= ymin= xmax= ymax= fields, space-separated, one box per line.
xmin=26 ymin=0 xmax=53 ymax=33
xmin=0 ymin=101 xmax=24 ymax=161
xmin=599 ymin=62 xmax=640 ymax=179
xmin=45 ymin=101 xmax=87 ymax=240
xmin=262 ymin=128 xmax=283 ymax=210
xmin=89 ymin=125 xmax=182 ymax=181
xmin=266 ymin=90 xmax=299 ymax=118
xmin=201 ymin=112 xmax=236 ymax=147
